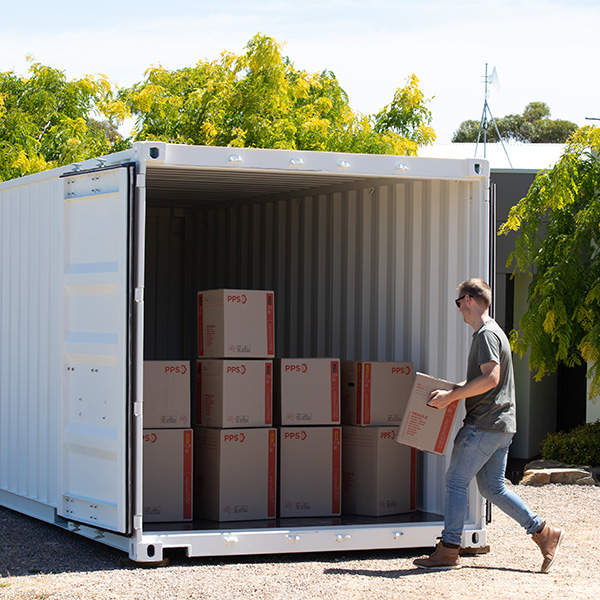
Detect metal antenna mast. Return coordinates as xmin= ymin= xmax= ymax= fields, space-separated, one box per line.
xmin=475 ymin=63 xmax=513 ymax=168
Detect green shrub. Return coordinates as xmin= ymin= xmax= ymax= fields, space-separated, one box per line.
xmin=541 ymin=420 xmax=600 ymax=466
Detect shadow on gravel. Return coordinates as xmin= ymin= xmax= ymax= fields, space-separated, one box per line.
xmin=323 ymin=563 xmax=535 ymax=578
xmin=0 ymin=507 xmax=123 ymax=577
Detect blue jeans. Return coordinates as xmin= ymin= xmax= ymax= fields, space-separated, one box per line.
xmin=442 ymin=424 xmax=543 ymax=546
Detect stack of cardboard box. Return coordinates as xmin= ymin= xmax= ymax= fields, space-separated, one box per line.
xmin=274 ymin=359 xmax=342 ymax=518
xmin=142 ymin=361 xmax=193 ymax=523
xmin=340 ymin=361 xmax=417 ymax=517
xmin=143 ymin=288 xmax=459 ymax=525
xmin=195 ymin=289 xmax=277 ymax=522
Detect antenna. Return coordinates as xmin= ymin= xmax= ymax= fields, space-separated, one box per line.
xmin=474 ymin=64 xmax=513 ymax=168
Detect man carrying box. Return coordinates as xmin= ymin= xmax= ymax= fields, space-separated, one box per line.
xmin=413 ymin=278 xmax=563 ymax=573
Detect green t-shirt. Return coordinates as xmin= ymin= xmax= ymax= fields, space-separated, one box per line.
xmin=464 ymin=318 xmax=517 ymax=433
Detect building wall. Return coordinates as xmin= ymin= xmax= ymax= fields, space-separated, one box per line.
xmin=492 ymin=170 xmax=588 ymax=459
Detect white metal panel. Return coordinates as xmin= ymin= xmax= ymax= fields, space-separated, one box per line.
xmin=132 ymin=519 xmax=487 ymax=562
xmin=0 ymin=177 xmax=63 ymax=507
xmin=60 ymin=166 xmax=133 ymax=533
xmin=136 ymin=141 xmax=489 ymax=183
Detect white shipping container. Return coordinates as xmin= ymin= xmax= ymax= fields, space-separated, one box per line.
xmin=0 ymin=141 xmax=492 ymax=562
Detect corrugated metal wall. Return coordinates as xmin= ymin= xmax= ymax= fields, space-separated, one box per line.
xmin=144 ymin=173 xmax=489 ymax=515
xmin=145 ymin=177 xmax=489 ymax=384
xmin=0 ymin=177 xmax=63 ymax=506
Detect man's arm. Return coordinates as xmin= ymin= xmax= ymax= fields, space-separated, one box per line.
xmin=427 ymin=361 xmax=500 ymax=409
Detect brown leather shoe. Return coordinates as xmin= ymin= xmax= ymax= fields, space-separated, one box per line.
xmin=532 ymin=522 xmax=564 ymax=573
xmin=414 ymin=542 xmax=462 ymax=570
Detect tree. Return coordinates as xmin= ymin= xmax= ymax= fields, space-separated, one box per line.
xmin=1 ymin=36 xmax=435 ymax=181
xmin=121 ymin=34 xmax=435 ymax=155
xmin=0 ymin=60 xmax=128 ymax=182
xmin=452 ymin=102 xmax=578 ymax=144
xmin=499 ymin=126 xmax=600 ymax=394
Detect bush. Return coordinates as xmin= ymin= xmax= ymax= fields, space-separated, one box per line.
xmin=541 ymin=420 xmax=600 ymax=466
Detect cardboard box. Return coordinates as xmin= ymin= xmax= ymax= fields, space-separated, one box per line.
xmin=194 ymin=427 xmax=277 ymax=522
xmin=396 ymin=372 xmax=461 ymax=456
xmin=197 ymin=289 xmax=275 ymax=358
xmin=341 ymin=361 xmax=414 ymax=426
xmin=342 ymin=426 xmax=416 ymax=516
xmin=143 ymin=429 xmax=193 ymax=522
xmin=278 ymin=427 xmax=342 ymax=518
xmin=274 ymin=358 xmax=340 ymax=425
xmin=196 ymin=360 xmax=273 ymax=428
xmin=143 ymin=361 xmax=191 ymax=428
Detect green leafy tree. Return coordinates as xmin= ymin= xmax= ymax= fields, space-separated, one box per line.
xmin=499 ymin=126 xmax=600 ymax=394
xmin=0 ymin=60 xmax=128 ymax=181
xmin=452 ymin=101 xmax=578 ymax=143
xmin=122 ymin=34 xmax=435 ymax=155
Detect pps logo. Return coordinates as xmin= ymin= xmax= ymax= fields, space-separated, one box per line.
xmin=380 ymin=430 xmax=396 ymax=440
xmin=227 ymin=294 xmax=248 ymax=304
xmin=164 ymin=364 xmax=188 ymax=375
xmin=143 ymin=432 xmax=158 ymax=443
xmin=391 ymin=365 xmax=411 ymax=375
xmin=284 ymin=431 xmax=308 ymax=441
xmin=284 ymin=363 xmax=309 ymax=373
xmin=226 ymin=365 xmax=247 ymax=375
xmin=224 ymin=433 xmax=246 ymax=443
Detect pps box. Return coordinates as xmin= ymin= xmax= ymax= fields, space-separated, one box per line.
xmin=341 ymin=361 xmax=414 ymax=426
xmin=396 ymin=372 xmax=460 ymax=456
xmin=197 ymin=289 xmax=275 ymax=358
xmin=278 ymin=427 xmax=342 ymax=518
xmin=274 ymin=358 xmax=340 ymax=425
xmin=342 ymin=426 xmax=416 ymax=516
xmin=143 ymin=361 xmax=191 ymax=428
xmin=194 ymin=427 xmax=277 ymax=522
xmin=196 ymin=360 xmax=273 ymax=428
xmin=143 ymin=429 xmax=193 ymax=522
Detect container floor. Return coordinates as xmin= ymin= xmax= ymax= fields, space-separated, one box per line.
xmin=143 ymin=510 xmax=443 ymax=532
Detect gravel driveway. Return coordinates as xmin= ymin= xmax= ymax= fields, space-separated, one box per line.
xmin=1 ymin=483 xmax=598 ymax=600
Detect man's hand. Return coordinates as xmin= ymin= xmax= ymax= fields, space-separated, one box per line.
xmin=427 ymin=388 xmax=458 ymax=410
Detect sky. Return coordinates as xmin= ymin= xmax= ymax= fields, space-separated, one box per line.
xmin=1 ymin=0 xmax=599 ymax=143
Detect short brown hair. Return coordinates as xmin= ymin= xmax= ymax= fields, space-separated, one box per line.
xmin=458 ymin=278 xmax=491 ymax=309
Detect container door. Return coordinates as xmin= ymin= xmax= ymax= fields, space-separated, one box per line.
xmin=59 ymin=165 xmax=135 ymax=533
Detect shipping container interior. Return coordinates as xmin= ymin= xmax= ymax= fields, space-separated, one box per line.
xmin=140 ymin=159 xmax=486 ymax=535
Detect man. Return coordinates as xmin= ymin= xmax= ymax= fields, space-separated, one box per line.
xmin=413 ymin=278 xmax=563 ymax=573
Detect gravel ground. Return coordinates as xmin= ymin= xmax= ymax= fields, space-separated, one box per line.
xmin=1 ymin=483 xmax=599 ymax=600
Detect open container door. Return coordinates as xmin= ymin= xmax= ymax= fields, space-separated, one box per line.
xmin=59 ymin=165 xmax=136 ymax=534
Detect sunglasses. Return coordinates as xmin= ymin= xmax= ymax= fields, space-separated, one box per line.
xmin=455 ymin=294 xmax=472 ymax=308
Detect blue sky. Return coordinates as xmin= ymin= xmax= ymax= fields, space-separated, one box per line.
xmin=2 ymin=0 xmax=598 ymax=142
